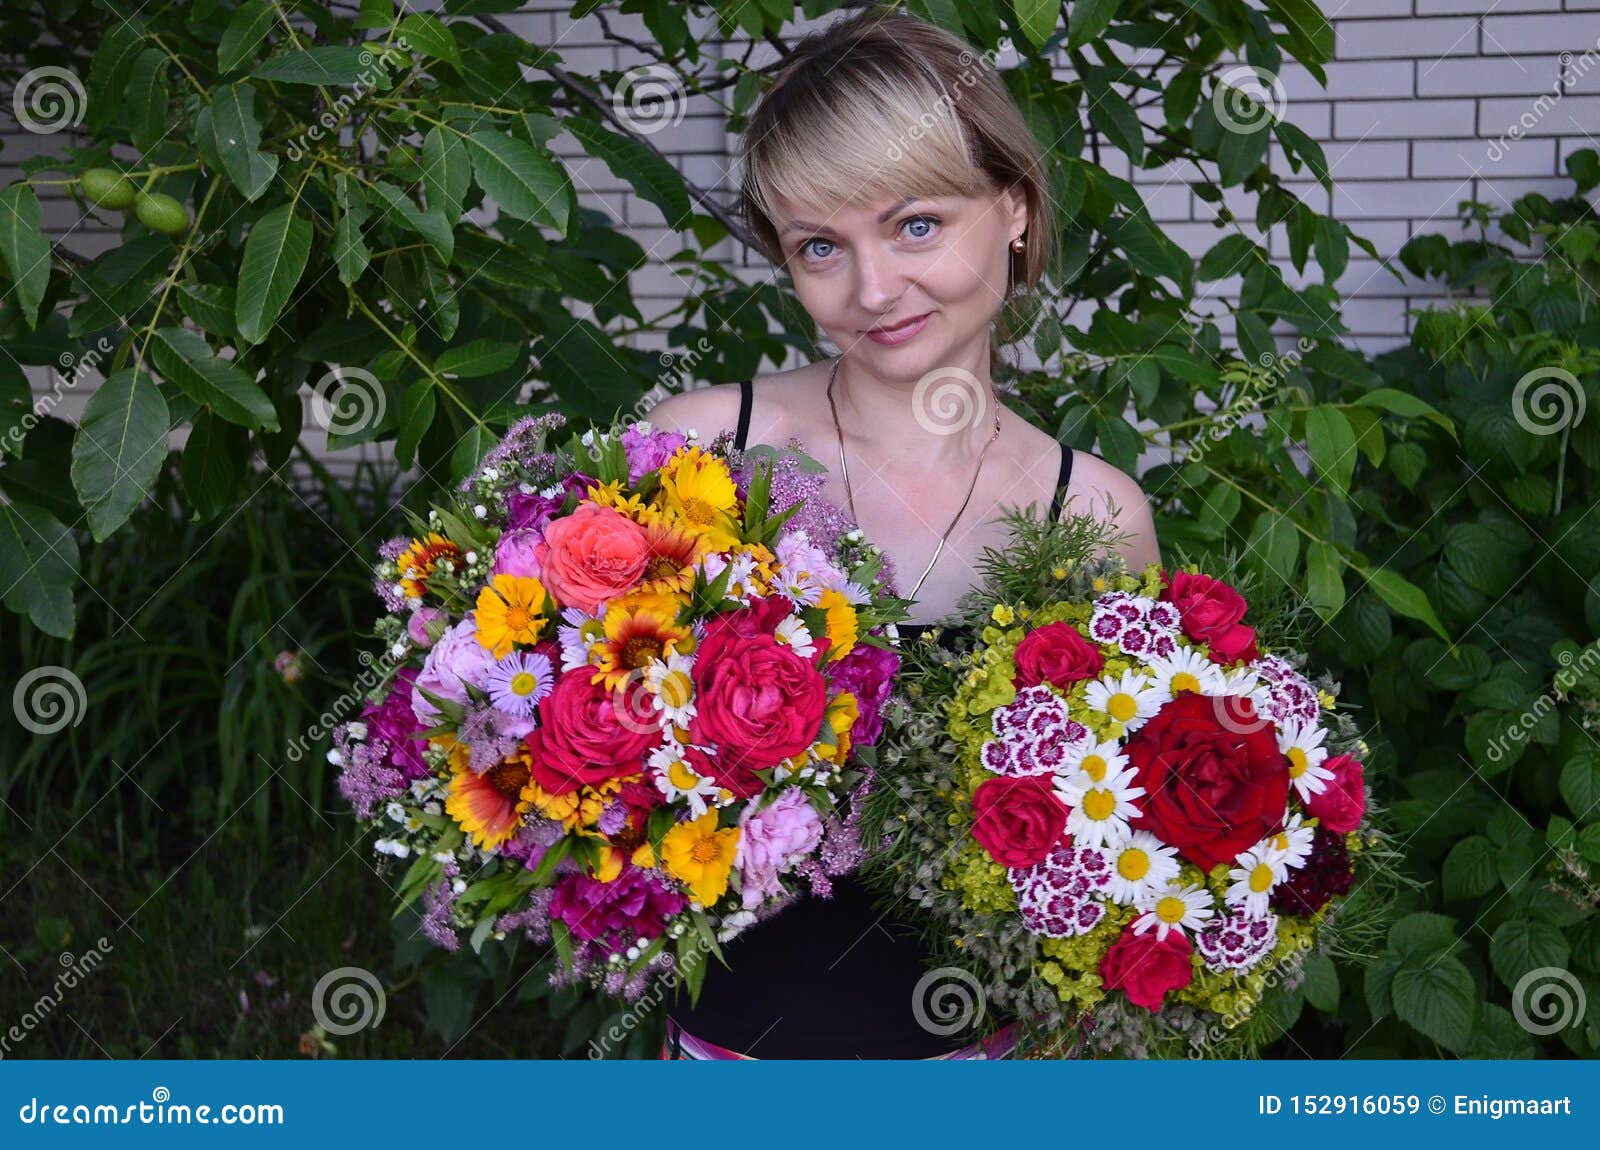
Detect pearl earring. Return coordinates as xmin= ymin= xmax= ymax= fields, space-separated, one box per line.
xmin=1011 ymin=235 xmax=1025 ymax=253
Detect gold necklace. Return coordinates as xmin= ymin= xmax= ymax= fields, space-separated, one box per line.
xmin=824 ymin=355 xmax=1001 ymax=602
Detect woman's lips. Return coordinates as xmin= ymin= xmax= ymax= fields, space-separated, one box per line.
xmin=863 ymin=311 xmax=931 ymax=346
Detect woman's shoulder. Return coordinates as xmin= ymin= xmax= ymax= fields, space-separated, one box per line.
xmin=645 ymin=365 xmax=818 ymax=441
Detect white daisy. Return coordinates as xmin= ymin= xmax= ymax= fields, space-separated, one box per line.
xmin=557 ymin=606 xmax=606 ymax=673
xmin=643 ymin=651 xmax=697 ymax=727
xmin=1103 ymin=831 xmax=1182 ymax=905
xmin=1147 ymin=646 xmax=1227 ymax=700
xmin=1278 ymin=717 xmax=1335 ymax=803
xmin=1132 ymin=881 xmax=1217 ymax=941
xmin=775 ymin=562 xmax=823 ymax=607
xmin=648 ymin=744 xmax=721 ymax=817
xmin=773 ymin=615 xmax=816 ymax=658
xmin=1261 ymin=812 xmax=1316 ymax=871
xmin=1225 ymin=847 xmax=1287 ymax=918
xmin=1057 ymin=731 xmax=1129 ymax=788
xmin=1082 ymin=669 xmax=1164 ymax=733
xmin=1056 ymin=764 xmax=1146 ymax=849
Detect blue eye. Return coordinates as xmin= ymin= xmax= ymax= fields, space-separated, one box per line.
xmin=902 ymin=214 xmax=939 ymax=238
xmin=802 ymin=237 xmax=835 ymax=259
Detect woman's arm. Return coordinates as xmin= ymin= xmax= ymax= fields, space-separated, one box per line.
xmin=642 ymin=383 xmax=743 ymax=440
xmin=1058 ymin=451 xmax=1163 ymax=572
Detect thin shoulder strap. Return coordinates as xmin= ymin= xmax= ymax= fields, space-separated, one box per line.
xmin=733 ymin=379 xmax=753 ymax=451
xmin=1047 ymin=442 xmax=1074 ymax=522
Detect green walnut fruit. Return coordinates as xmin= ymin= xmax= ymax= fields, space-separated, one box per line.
xmin=134 ymin=192 xmax=190 ymax=236
xmin=80 ymin=168 xmax=137 ymax=210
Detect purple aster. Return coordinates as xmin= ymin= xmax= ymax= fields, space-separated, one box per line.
xmin=485 ymin=650 xmax=554 ymax=718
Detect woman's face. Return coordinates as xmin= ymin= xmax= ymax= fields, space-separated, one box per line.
xmin=770 ymin=183 xmax=1027 ymax=381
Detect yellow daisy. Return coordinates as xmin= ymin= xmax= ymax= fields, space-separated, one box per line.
xmin=661 ymin=810 xmax=740 ymax=907
xmin=815 ymin=690 xmax=859 ymax=765
xmin=817 ymin=588 xmax=859 ymax=660
xmin=474 ymin=573 xmax=549 ymax=658
xmin=656 ymin=446 xmax=741 ymax=550
xmin=589 ymin=590 xmax=692 ymax=690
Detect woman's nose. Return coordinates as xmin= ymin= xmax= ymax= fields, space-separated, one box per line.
xmin=853 ymin=245 xmax=904 ymax=313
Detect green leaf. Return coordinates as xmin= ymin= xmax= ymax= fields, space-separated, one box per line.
xmin=1084 ymin=75 xmax=1144 ymax=166
xmin=397 ymin=13 xmax=463 ymax=70
xmin=565 ymin=116 xmax=692 ymax=228
xmin=1067 ymin=0 xmax=1118 ymax=50
xmin=1561 ymin=752 xmax=1600 ymax=822
xmin=1218 ymin=116 xmax=1270 ymax=186
xmin=369 ymin=182 xmax=454 ymax=264
xmin=235 ymin=203 xmax=312 ymax=344
xmin=1301 ymin=952 xmax=1339 ymax=1013
xmin=70 ymin=368 xmax=170 ymax=541
xmin=181 ymin=410 xmax=248 ymax=518
xmin=0 ymin=183 xmax=52 ymax=328
xmin=395 ymin=380 xmax=435 ymax=469
xmin=1314 ymin=217 xmax=1349 ymax=283
xmin=466 ymin=131 xmax=571 ymax=232
xmin=151 ymin=326 xmax=279 ymax=431
xmin=0 ymin=501 xmax=79 ymax=638
xmin=1354 ymin=387 xmax=1456 ymax=434
xmin=1568 ymin=148 xmax=1600 ymax=194
xmin=1442 ymin=836 xmax=1499 ymax=900
xmin=1305 ymin=406 xmax=1357 ymax=498
xmin=451 ymin=422 xmax=495 ymax=482
xmin=1305 ymin=540 xmax=1345 ymax=620
xmin=176 ymin=282 xmax=237 ymax=340
xmin=1275 ymin=120 xmax=1331 ymax=189
xmin=1245 ymin=509 xmax=1298 ymax=591
xmin=422 ymin=127 xmax=471 ymax=222
xmin=1198 ymin=234 xmax=1260 ymax=281
xmin=126 ymin=49 xmax=171 ymax=153
xmin=333 ymin=187 xmax=371 ymax=288
xmin=253 ymin=47 xmax=374 ymax=85
xmin=1491 ymin=919 xmax=1570 ymax=991
xmin=218 ymin=0 xmax=275 ymax=74
xmin=1391 ymin=955 xmax=1476 ymax=1052
xmin=210 ymin=84 xmax=279 ymax=202
xmin=1267 ymin=0 xmax=1336 ymax=62
xmin=1363 ymin=565 xmax=1449 ymax=641
xmin=1012 ymin=0 xmax=1060 ymax=48
xmin=434 ymin=339 xmax=521 ymax=379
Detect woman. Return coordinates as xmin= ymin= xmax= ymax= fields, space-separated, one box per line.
xmin=647 ymin=6 xmax=1161 ymax=1059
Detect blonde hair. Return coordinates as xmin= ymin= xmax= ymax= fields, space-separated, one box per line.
xmin=738 ymin=6 xmax=1055 ymax=306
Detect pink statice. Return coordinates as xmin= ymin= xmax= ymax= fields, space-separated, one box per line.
xmin=827 ymin=641 xmax=900 ymax=746
xmin=621 ymin=424 xmax=687 ymax=484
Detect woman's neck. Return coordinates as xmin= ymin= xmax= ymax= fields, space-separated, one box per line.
xmin=828 ymin=350 xmax=1001 ymax=464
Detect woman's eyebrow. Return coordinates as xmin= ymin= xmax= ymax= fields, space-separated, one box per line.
xmin=779 ymin=197 xmax=925 ymax=236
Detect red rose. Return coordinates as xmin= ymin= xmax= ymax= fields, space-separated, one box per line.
xmin=1306 ymin=753 xmax=1365 ymax=833
xmin=699 ymin=594 xmax=794 ymax=645
xmin=1161 ymin=569 xmax=1258 ymax=664
xmin=1013 ymin=621 xmax=1105 ymax=689
xmin=526 ymin=670 xmax=660 ymax=794
xmin=1099 ymin=924 xmax=1194 ymax=1010
xmin=1124 ymin=692 xmax=1289 ymax=872
xmin=687 ymin=628 xmax=828 ymax=798
xmin=970 ymin=774 xmax=1070 ymax=868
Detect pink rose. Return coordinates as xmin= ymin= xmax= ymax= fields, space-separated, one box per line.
xmin=1013 ymin=621 xmax=1105 ymax=689
xmin=534 ymin=503 xmax=651 ymax=613
xmin=1306 ymin=753 xmax=1366 ymax=833
xmin=735 ymin=789 xmax=824 ymax=909
xmin=493 ymin=528 xmax=544 ymax=579
xmin=406 ymin=607 xmax=448 ymax=648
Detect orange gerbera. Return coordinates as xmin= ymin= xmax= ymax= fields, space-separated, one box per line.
xmin=588 ymin=590 xmax=691 ymax=690
xmin=395 ymin=533 xmax=463 ymax=598
xmin=445 ymin=749 xmax=535 ymax=850
xmin=636 ymin=513 xmax=710 ymax=596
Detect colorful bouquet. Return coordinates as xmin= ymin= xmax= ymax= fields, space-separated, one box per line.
xmin=330 ymin=415 xmax=907 ymax=999
xmin=864 ymin=516 xmax=1389 ymax=1057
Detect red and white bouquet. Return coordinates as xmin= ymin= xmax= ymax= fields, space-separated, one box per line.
xmin=330 ymin=415 xmax=906 ymax=999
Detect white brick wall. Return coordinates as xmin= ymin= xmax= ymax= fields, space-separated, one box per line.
xmin=5 ymin=0 xmax=1600 ymax=480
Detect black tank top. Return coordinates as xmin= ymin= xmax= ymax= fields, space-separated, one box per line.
xmin=665 ymin=380 xmax=1074 ymax=1058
